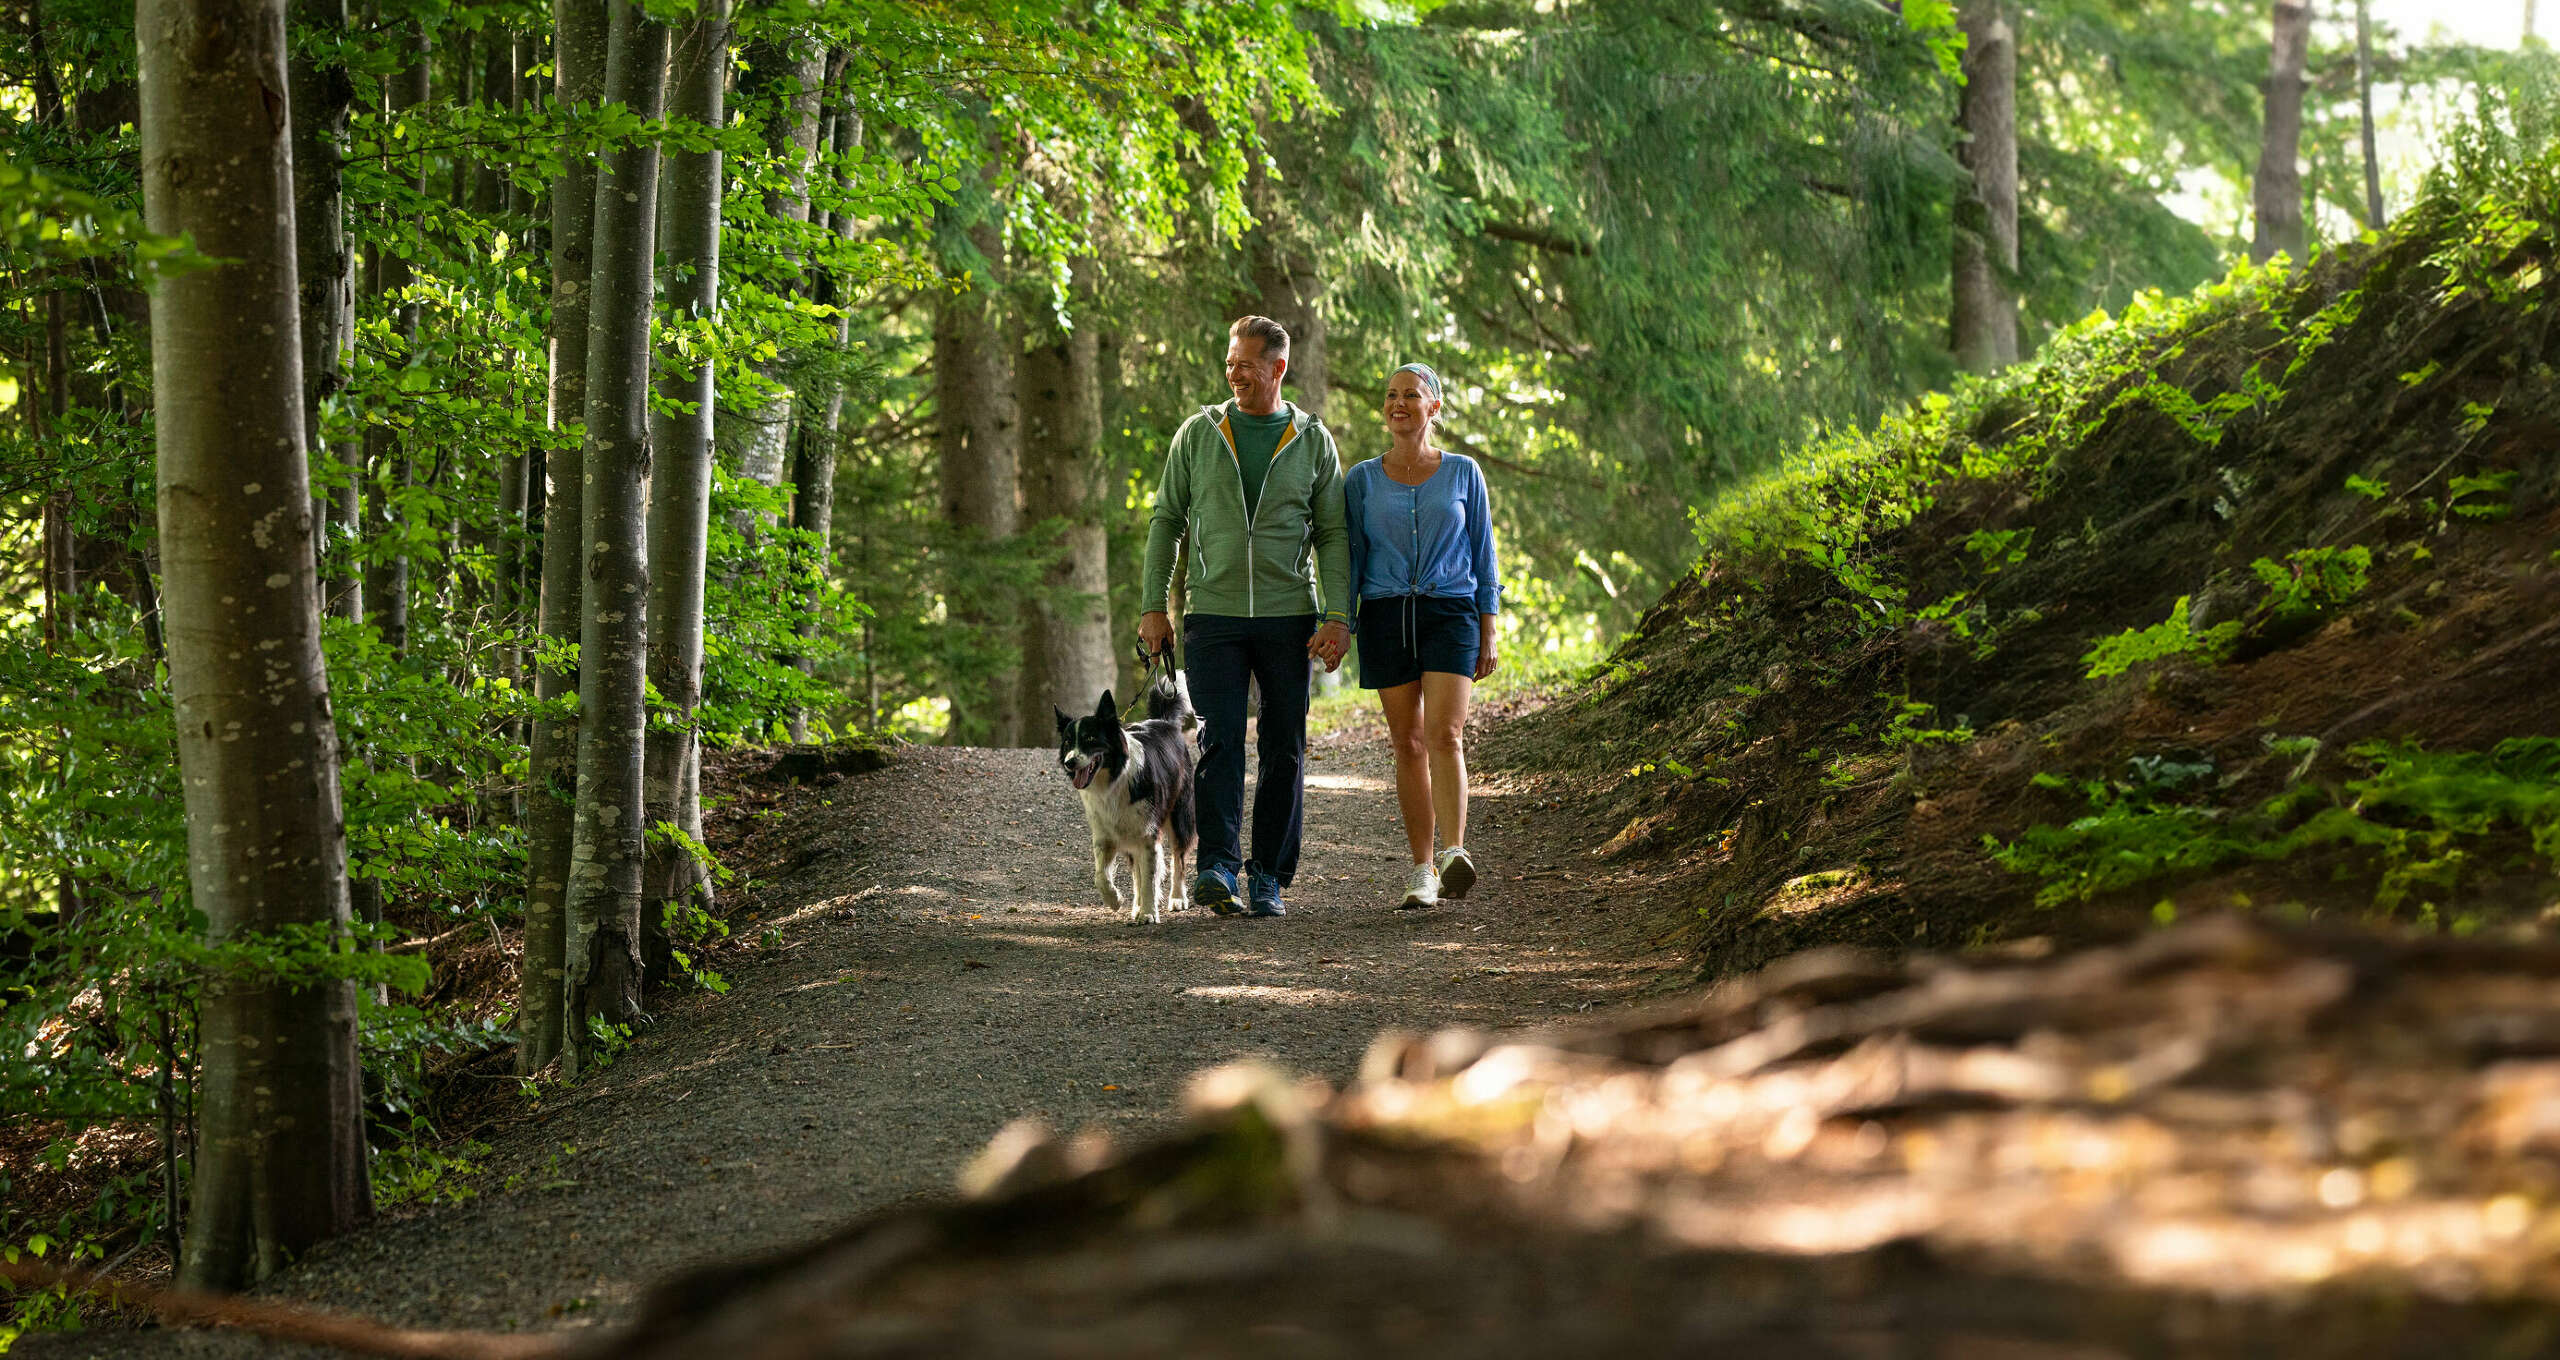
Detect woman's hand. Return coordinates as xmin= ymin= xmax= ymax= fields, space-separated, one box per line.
xmin=1309 ymin=620 xmax=1350 ymax=672
xmin=1474 ymin=617 xmax=1500 ymax=681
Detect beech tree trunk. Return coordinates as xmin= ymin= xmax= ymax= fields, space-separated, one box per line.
xmin=2252 ymin=0 xmax=2312 ymax=265
xmin=1951 ymin=0 xmax=2020 ymax=373
xmin=1018 ymin=276 xmax=1115 ymax=732
xmin=289 ymin=0 xmax=352 ymax=590
xmin=933 ymin=216 xmax=1021 ymax=747
xmin=643 ymin=0 xmax=728 ymax=971
xmin=139 ymin=0 xmax=371 ymax=1288
xmin=565 ymin=0 xmax=667 ymax=1069
xmin=521 ymin=0 xmax=608 ymax=1075
xmin=734 ymin=38 xmax=827 ymax=520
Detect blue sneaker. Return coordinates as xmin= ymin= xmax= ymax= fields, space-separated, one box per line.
xmin=1193 ymin=866 xmax=1243 ymax=916
xmin=1244 ymin=867 xmax=1287 ymax=918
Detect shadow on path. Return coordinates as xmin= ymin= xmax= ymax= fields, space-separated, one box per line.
xmin=29 ymin=733 xmax=1681 ymax=1355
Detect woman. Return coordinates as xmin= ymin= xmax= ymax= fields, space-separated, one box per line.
xmin=1344 ymin=362 xmax=1501 ymax=910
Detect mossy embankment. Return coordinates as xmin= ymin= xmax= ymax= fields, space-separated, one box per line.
xmin=1489 ymin=147 xmax=2560 ymax=976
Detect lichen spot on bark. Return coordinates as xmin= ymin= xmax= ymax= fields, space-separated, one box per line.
xmin=244 ymin=482 xmax=263 ymax=495
xmin=266 ymin=573 xmax=290 ymax=588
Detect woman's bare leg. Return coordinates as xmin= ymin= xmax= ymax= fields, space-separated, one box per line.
xmin=1421 ymin=671 xmax=1473 ymax=851
xmin=1380 ymin=680 xmax=1435 ymax=863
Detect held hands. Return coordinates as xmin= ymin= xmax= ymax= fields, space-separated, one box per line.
xmin=1474 ymin=617 xmax=1500 ymax=681
xmin=1309 ymin=620 xmax=1350 ymax=673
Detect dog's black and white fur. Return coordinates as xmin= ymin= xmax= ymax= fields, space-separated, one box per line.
xmin=1054 ymin=671 xmax=1199 ymax=924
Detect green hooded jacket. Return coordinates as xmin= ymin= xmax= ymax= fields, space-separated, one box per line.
xmin=1141 ymin=400 xmax=1353 ymax=623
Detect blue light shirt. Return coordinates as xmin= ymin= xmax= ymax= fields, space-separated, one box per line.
xmin=1344 ymin=452 xmax=1502 ymax=622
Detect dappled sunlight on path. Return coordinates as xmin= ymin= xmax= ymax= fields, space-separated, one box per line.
xmin=69 ymin=731 xmax=1678 ymax=1353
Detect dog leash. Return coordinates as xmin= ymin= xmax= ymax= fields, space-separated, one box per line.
xmin=1133 ymin=637 xmax=1175 ymax=686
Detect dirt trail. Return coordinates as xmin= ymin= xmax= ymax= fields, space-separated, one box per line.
xmin=36 ymin=728 xmax=1683 ymax=1355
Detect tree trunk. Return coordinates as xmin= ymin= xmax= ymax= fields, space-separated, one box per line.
xmin=139 ymin=0 xmax=370 ymax=1288
xmin=1237 ymin=224 xmax=1339 ymax=694
xmin=363 ymin=26 xmax=427 ymax=653
xmin=501 ymin=31 xmax=539 ymax=738
xmin=289 ymin=0 xmax=353 ymax=585
xmin=643 ymin=0 xmax=728 ymax=978
xmin=1249 ymin=250 xmax=1325 ymax=423
xmin=471 ymin=28 xmax=517 ymax=216
xmin=521 ymin=0 xmax=608 ymax=1075
xmin=2251 ymin=0 xmax=2311 ymax=265
xmin=507 ymin=31 xmax=537 ymax=225
xmin=1098 ymin=329 xmax=1146 ymax=706
xmin=786 ymin=71 xmax=857 ymax=743
xmin=1018 ymin=276 xmax=1115 ymax=731
xmin=933 ymin=217 xmax=1021 ymax=747
xmin=2355 ymin=0 xmax=2384 ymax=230
xmin=733 ymin=39 xmax=827 ymax=520
xmin=1950 ymin=0 xmax=2020 ymax=373
xmin=565 ymin=0 xmax=667 ymax=1070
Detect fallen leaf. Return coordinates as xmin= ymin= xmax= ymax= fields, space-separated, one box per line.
xmin=1102 ymin=1084 xmax=1120 ymax=1091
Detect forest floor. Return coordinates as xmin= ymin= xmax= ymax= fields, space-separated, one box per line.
xmin=26 ymin=714 xmax=1689 ymax=1356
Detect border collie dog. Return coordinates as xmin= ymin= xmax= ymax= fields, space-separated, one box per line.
xmin=1054 ymin=671 xmax=1199 ymax=924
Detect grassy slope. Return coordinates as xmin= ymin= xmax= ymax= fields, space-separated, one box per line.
xmin=1487 ymin=146 xmax=2560 ymax=978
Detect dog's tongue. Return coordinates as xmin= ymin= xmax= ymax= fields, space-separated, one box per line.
xmin=1072 ymin=764 xmax=1096 ymax=790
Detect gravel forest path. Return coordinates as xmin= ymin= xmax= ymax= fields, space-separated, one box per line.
xmin=39 ymin=724 xmax=1686 ymax=1356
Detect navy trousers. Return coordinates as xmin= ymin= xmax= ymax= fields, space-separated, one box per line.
xmin=1184 ymin=612 xmax=1315 ymax=886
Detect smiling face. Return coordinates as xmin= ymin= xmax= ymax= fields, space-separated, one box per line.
xmin=1224 ymin=334 xmax=1286 ymax=412
xmin=1382 ymin=370 xmax=1440 ymax=438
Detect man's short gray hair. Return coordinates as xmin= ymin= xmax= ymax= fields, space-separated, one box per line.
xmin=1229 ymin=314 xmax=1290 ymax=361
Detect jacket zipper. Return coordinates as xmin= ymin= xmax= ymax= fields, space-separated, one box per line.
xmin=1218 ymin=407 xmax=1302 ymax=618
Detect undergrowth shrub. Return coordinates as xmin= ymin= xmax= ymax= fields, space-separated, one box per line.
xmin=2251 ymin=545 xmax=2372 ymax=619
xmin=1994 ymin=737 xmax=2560 ymax=920
xmin=2081 ymin=596 xmax=2243 ymax=678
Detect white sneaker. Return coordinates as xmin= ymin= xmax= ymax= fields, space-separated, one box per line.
xmin=1398 ymin=862 xmax=1440 ymax=910
xmin=1434 ymin=846 xmax=1477 ymax=900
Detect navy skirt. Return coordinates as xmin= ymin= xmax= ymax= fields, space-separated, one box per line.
xmin=1356 ymin=595 xmax=1481 ymax=690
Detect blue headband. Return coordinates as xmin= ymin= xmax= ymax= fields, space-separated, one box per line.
xmin=1392 ymin=362 xmax=1443 ymax=399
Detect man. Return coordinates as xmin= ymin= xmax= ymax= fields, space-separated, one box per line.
xmin=1138 ymin=316 xmax=1352 ymax=919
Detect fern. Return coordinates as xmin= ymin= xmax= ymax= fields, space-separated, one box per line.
xmin=2082 ymin=595 xmax=2242 ymax=678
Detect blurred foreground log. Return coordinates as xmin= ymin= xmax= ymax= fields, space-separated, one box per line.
xmin=50 ymin=918 xmax=2560 ymax=1356
xmin=593 ymin=917 xmax=2560 ymax=1358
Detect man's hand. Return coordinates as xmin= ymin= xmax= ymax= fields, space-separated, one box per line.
xmin=1309 ymin=620 xmax=1350 ymax=673
xmin=1474 ymin=617 xmax=1500 ymax=681
xmin=1139 ymin=611 xmax=1173 ymax=655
